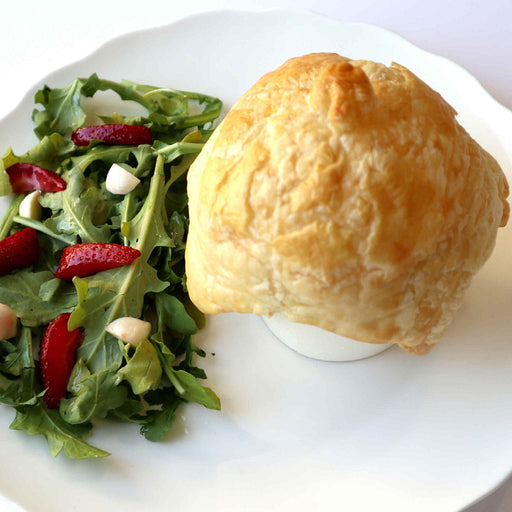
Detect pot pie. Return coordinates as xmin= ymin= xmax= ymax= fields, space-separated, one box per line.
xmin=185 ymin=53 xmax=510 ymax=355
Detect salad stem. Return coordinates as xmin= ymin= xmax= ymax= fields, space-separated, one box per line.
xmin=13 ymin=215 xmax=74 ymax=245
xmin=0 ymin=195 xmax=24 ymax=239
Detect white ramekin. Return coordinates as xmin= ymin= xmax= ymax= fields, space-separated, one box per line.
xmin=263 ymin=313 xmax=392 ymax=361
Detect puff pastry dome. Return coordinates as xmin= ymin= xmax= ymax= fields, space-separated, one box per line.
xmin=185 ymin=53 xmax=510 ymax=355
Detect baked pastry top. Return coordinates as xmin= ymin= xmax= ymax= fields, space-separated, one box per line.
xmin=185 ymin=53 xmax=510 ymax=355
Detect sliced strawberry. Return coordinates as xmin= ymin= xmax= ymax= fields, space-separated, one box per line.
xmin=6 ymin=163 xmax=66 ymax=193
xmin=56 ymin=242 xmax=141 ymax=280
xmin=71 ymin=124 xmax=153 ymax=147
xmin=0 ymin=228 xmax=40 ymax=276
xmin=40 ymin=313 xmax=84 ymax=408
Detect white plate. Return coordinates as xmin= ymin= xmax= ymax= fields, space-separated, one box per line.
xmin=0 ymin=9 xmax=511 ymax=512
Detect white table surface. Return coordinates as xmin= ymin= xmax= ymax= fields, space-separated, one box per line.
xmin=1 ymin=1 xmax=511 ymax=511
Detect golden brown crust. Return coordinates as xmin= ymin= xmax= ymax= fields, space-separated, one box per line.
xmin=185 ymin=53 xmax=510 ymax=355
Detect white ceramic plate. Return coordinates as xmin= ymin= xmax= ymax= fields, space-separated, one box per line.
xmin=0 ymin=10 xmax=511 ymax=512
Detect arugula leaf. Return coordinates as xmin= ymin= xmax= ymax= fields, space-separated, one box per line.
xmin=0 ymin=340 xmax=24 ymax=378
xmin=108 ymin=396 xmax=144 ymax=423
xmin=127 ymin=154 xmax=173 ymax=255
xmin=60 ymin=365 xmax=127 ymax=424
xmin=153 ymin=338 xmax=220 ymax=410
xmin=0 ymin=270 xmax=73 ymax=327
xmin=0 ymin=381 xmax=43 ymax=407
xmin=176 ymin=335 xmax=207 ymax=380
xmin=2 ymin=133 xmax=75 ymax=171
xmin=0 ymin=194 xmax=22 ymax=235
xmin=13 ymin=215 xmax=76 ymax=245
xmin=67 ymin=359 xmax=91 ymax=393
xmin=0 ymin=158 xmax=13 ymax=196
xmin=0 ymin=327 xmax=107 ymax=459
xmin=32 ymin=75 xmax=99 ymax=138
xmin=0 ymin=327 xmax=41 ymax=407
xmin=68 ymin=144 xmax=133 ymax=174
xmin=39 ymin=167 xmax=110 ymax=243
xmin=168 ymin=370 xmax=220 ymax=410
xmin=118 ymin=339 xmax=162 ymax=395
xmin=10 ymin=406 xmax=109 ymax=459
xmin=140 ymin=388 xmax=182 ymax=442
xmin=67 ymin=277 xmax=89 ymax=330
xmin=38 ymin=278 xmax=78 ymax=309
xmin=154 ymin=292 xmax=198 ymax=336
xmin=167 ymin=211 xmax=188 ymax=250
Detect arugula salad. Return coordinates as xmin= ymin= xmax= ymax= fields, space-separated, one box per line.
xmin=0 ymin=74 xmax=222 ymax=459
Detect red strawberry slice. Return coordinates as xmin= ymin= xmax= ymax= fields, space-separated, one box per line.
xmin=40 ymin=313 xmax=84 ymax=409
xmin=0 ymin=228 xmax=40 ymax=276
xmin=6 ymin=163 xmax=66 ymax=193
xmin=56 ymin=242 xmax=141 ymax=280
xmin=71 ymin=124 xmax=153 ymax=147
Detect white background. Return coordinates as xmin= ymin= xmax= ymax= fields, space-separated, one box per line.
xmin=0 ymin=1 xmax=511 ymax=511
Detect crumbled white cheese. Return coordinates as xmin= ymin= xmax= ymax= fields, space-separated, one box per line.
xmin=105 ymin=317 xmax=152 ymax=346
xmin=105 ymin=164 xmax=140 ymax=195
xmin=19 ymin=190 xmax=42 ymax=220
xmin=0 ymin=303 xmax=17 ymax=340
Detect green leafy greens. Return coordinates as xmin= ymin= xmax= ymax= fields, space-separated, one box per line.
xmin=0 ymin=74 xmax=222 ymax=459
